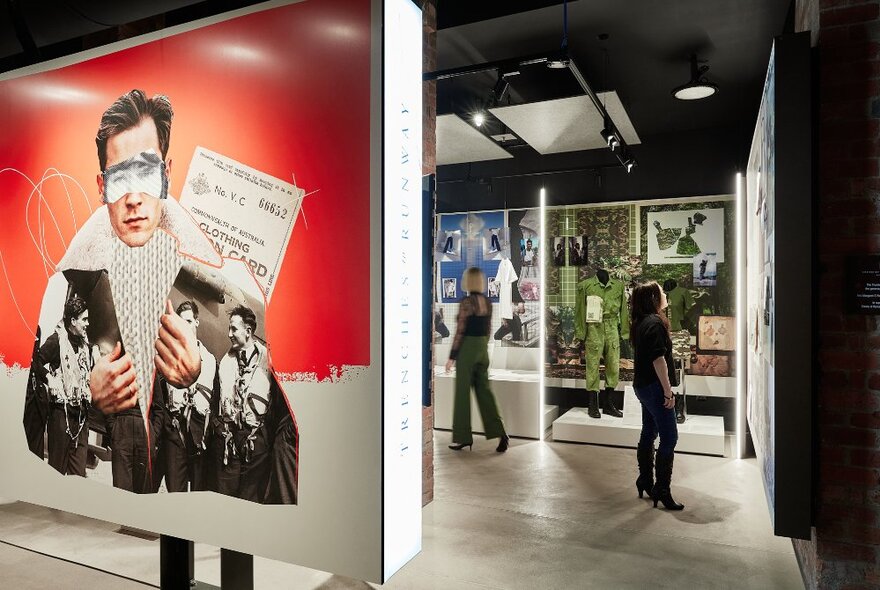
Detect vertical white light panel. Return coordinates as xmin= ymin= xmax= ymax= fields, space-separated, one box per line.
xmin=382 ymin=0 xmax=423 ymax=581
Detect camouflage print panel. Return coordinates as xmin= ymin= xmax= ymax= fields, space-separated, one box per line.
xmin=547 ymin=265 xmax=560 ymax=295
xmin=669 ymin=329 xmax=693 ymax=361
xmin=653 ymin=221 xmax=682 ymax=251
xmin=546 ymin=210 xmax=561 ymax=232
xmin=575 ymin=207 xmax=630 ymax=280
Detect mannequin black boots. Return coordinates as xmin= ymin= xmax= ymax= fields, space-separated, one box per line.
xmin=674 ymin=393 xmax=687 ymax=424
xmin=636 ymin=443 xmax=654 ymax=498
xmin=652 ymin=452 xmax=685 ymax=510
xmin=602 ymin=387 xmax=623 ymax=418
xmin=587 ymin=391 xmax=601 ymax=419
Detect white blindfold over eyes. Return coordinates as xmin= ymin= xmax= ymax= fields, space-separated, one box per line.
xmin=102 ymin=149 xmax=168 ymax=204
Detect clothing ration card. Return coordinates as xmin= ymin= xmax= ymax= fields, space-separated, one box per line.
xmin=179 ymin=146 xmax=303 ymax=300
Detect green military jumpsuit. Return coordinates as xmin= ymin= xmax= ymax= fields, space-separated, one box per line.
xmin=574 ymin=276 xmax=630 ymax=392
xmin=665 ymin=285 xmax=695 ymax=332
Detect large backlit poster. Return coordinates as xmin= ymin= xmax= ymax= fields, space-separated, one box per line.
xmin=0 ymin=0 xmax=421 ymax=582
xmin=747 ymin=44 xmax=777 ymax=526
xmin=745 ymin=34 xmax=812 ymax=540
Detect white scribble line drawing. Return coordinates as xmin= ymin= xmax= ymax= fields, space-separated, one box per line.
xmin=38 ymin=204 xmax=50 ymax=277
xmin=0 ymin=250 xmax=35 ymax=339
xmin=2 ymin=168 xmax=91 ymax=275
xmin=2 ymin=168 xmax=65 ymax=272
xmin=1 ymin=167 xmax=56 ymax=275
xmin=45 ymin=167 xmax=92 ymax=228
xmin=289 ymin=172 xmax=318 ymax=231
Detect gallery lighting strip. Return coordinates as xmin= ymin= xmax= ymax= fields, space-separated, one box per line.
xmin=539 ymin=187 xmax=547 ymax=440
xmin=735 ymin=172 xmax=745 ymax=460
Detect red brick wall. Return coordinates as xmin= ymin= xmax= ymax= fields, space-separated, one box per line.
xmin=796 ymin=1 xmax=880 ymax=588
xmin=422 ymin=0 xmax=437 ymax=507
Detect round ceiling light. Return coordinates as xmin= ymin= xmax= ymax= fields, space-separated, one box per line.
xmin=673 ymin=83 xmax=718 ymax=100
xmin=672 ymin=54 xmax=718 ymax=101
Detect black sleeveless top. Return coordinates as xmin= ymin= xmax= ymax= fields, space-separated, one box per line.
xmin=449 ymin=293 xmax=491 ymax=360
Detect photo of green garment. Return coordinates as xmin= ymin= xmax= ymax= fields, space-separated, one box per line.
xmin=574 ymin=276 xmax=630 ymax=391
xmin=666 ymin=285 xmax=695 ymax=332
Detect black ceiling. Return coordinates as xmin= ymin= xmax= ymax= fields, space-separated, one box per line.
xmin=0 ymin=0 xmax=264 ymax=72
xmin=435 ymin=0 xmax=793 ymax=140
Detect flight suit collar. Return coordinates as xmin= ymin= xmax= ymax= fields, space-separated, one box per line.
xmin=582 ymin=275 xmax=617 ymax=290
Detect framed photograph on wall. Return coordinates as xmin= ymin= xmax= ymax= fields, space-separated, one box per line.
xmin=484 ymin=227 xmax=509 ymax=260
xmin=435 ymin=229 xmax=462 ymax=261
xmin=551 ymin=237 xmax=566 ymax=267
xmin=645 ymin=208 xmax=725 ymax=265
xmin=697 ymin=315 xmax=736 ymax=353
xmin=693 ymin=252 xmax=718 ymax=287
xmin=690 ymin=354 xmax=732 ymax=377
xmin=487 ymin=276 xmax=500 ymax=299
xmin=568 ymin=235 xmax=587 ymax=266
xmin=519 ymin=237 xmax=539 ymax=271
xmin=442 ymin=278 xmax=458 ymax=301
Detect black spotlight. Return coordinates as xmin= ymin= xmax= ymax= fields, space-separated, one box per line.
xmin=493 ymin=74 xmax=511 ymax=103
xmin=601 ymin=127 xmax=620 ymax=151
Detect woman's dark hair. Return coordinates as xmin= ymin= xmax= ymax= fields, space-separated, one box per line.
xmin=630 ymin=281 xmax=669 ymax=342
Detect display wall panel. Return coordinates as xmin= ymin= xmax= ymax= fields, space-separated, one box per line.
xmin=543 ymin=197 xmax=736 ymax=391
xmin=746 ymin=32 xmax=813 ymax=540
xmin=0 ymin=0 xmax=422 ymax=583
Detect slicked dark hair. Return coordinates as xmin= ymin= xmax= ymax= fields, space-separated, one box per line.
xmin=96 ymin=89 xmax=173 ymax=171
xmin=63 ymin=294 xmax=88 ymax=326
xmin=229 ymin=304 xmax=257 ymax=333
xmin=176 ymin=300 xmax=199 ymax=319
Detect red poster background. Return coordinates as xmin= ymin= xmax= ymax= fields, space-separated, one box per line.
xmin=0 ymin=0 xmax=371 ymax=378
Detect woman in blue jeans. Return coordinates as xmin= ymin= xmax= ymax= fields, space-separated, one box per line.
xmin=630 ymin=281 xmax=684 ymax=510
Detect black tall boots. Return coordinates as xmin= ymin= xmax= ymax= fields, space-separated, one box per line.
xmin=652 ymin=453 xmax=685 ymax=510
xmin=636 ymin=443 xmax=654 ymax=499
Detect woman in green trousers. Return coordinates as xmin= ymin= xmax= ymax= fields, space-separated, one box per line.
xmin=444 ymin=267 xmax=510 ymax=452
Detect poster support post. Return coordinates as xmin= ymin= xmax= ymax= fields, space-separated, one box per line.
xmin=159 ymin=535 xmax=193 ymax=589
xmin=220 ymin=549 xmax=254 ymax=590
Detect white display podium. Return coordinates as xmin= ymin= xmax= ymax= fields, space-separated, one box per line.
xmin=433 ymin=344 xmax=555 ymax=439
xmin=551 ymin=385 xmax=726 ymax=456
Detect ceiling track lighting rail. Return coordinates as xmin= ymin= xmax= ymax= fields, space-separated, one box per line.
xmin=425 ymin=49 xmax=637 ymax=173
xmin=437 ymin=162 xmax=622 ymax=185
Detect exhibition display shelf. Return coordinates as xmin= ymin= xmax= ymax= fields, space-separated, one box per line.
xmin=434 ymin=366 xmax=557 ymax=439
xmin=551 ymin=386 xmax=726 ymax=456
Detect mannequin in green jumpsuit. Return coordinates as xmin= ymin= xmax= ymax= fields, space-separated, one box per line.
xmin=663 ymin=279 xmax=695 ymax=422
xmin=663 ymin=279 xmax=695 ymax=332
xmin=575 ymin=269 xmax=629 ymax=419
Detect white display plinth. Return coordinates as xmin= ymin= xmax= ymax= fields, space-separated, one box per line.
xmin=551 ymin=408 xmax=726 ymax=456
xmin=684 ymin=375 xmax=737 ymax=398
xmin=434 ymin=367 xmax=553 ymax=439
xmin=544 ymin=374 xmax=736 ymax=398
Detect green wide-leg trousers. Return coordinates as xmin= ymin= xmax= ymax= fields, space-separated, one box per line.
xmin=452 ymin=336 xmax=506 ymax=445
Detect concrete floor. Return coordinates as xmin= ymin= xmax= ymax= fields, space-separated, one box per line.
xmin=0 ymin=433 xmax=804 ymax=589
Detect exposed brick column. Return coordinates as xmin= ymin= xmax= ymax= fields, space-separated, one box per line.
xmin=422 ymin=0 xmax=437 ymax=507
xmin=795 ymin=1 xmax=880 ymax=588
